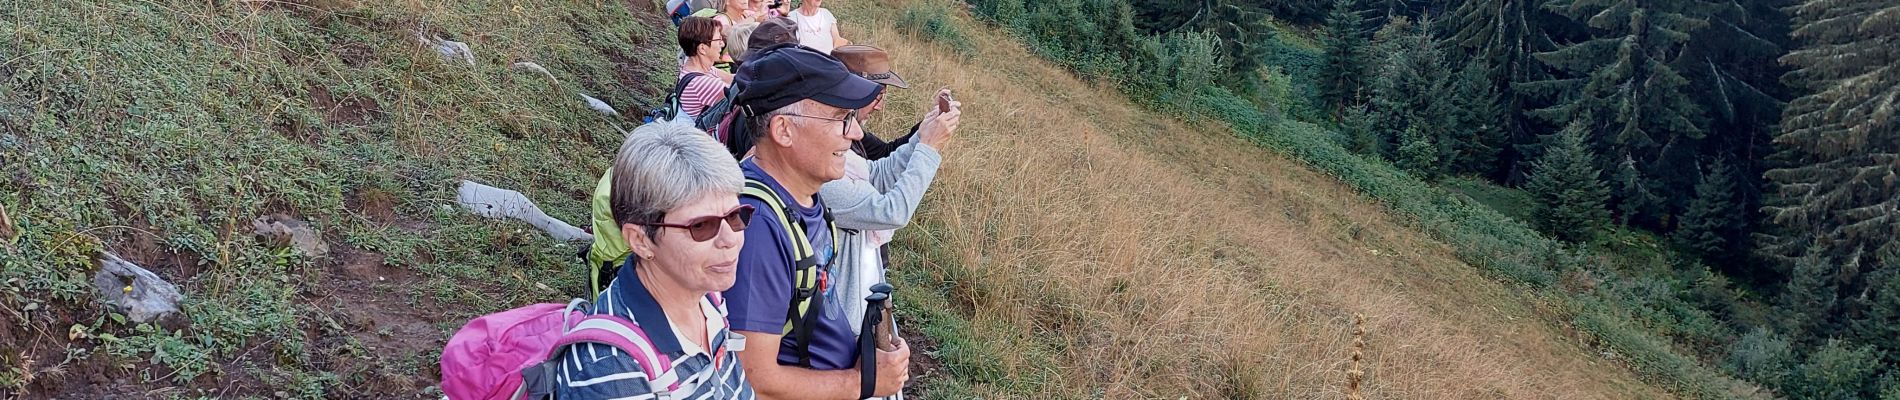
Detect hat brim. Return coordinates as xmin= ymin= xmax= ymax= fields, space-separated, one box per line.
xmin=867 ymin=72 xmax=910 ymax=89
xmin=809 ymin=74 xmax=884 ymax=110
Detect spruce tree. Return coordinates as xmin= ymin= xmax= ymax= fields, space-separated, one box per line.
xmin=1342 ymin=104 xmax=1382 ymax=156
xmin=1396 ymin=125 xmax=1440 ymax=180
xmin=1779 ymin=244 xmax=1839 ymax=338
xmin=1676 ymin=157 xmax=1743 ymax=259
xmin=1762 ymin=0 xmax=1900 ymax=275
xmin=1365 ymin=17 xmax=1449 ymax=160
xmin=1525 ymin=123 xmax=1610 ymax=242
xmin=1318 ymin=0 xmax=1369 ymax=117
xmin=1446 ymin=61 xmax=1508 ymax=175
xmin=1609 ymin=155 xmax=1663 ymax=227
xmin=1515 ymin=0 xmax=1717 ymax=220
xmin=1851 ymin=269 xmax=1900 ymax=359
xmin=1450 ymin=0 xmax=1558 ymax=177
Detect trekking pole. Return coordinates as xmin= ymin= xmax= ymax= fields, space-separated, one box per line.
xmin=869 ymin=283 xmax=898 ymax=350
xmin=860 ymin=291 xmax=889 ymax=399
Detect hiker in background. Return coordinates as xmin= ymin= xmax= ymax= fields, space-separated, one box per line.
xmin=556 ymin=120 xmax=756 ymax=399
xmin=821 ymin=45 xmax=961 ymax=356
xmin=715 ymin=0 xmax=758 ymax=26
xmin=746 ymin=17 xmax=801 ymax=58
xmin=726 ymin=22 xmax=760 ymax=70
xmin=723 ymin=44 xmax=910 ymax=400
xmin=752 ymin=0 xmax=786 ymax=21
xmin=834 ymin=45 xmax=935 ymax=160
xmin=787 ymin=0 xmax=847 ymax=54
xmin=679 ymin=16 xmax=734 ymax=117
xmin=712 ymin=0 xmax=754 ymax=71
xmin=714 ymin=17 xmax=801 ymax=155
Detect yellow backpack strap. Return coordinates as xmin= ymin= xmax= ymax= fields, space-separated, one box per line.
xmin=739 ymin=178 xmax=825 ymax=366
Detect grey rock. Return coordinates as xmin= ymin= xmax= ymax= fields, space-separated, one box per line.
xmin=252 ymin=213 xmax=329 ymax=259
xmin=92 ymin=252 xmax=183 ymax=324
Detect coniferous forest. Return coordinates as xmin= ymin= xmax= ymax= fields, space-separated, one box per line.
xmin=951 ymin=0 xmax=1898 ymax=396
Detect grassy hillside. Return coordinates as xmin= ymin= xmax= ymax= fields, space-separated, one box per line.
xmin=828 ymin=0 xmax=1696 ymax=397
xmin=1 ymin=0 xmax=665 ymax=396
xmin=3 ymin=0 xmax=1732 ymax=399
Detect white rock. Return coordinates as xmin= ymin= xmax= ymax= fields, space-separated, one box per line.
xmin=455 ymin=180 xmax=593 ymax=242
xmin=511 ymin=61 xmax=557 ymax=81
xmin=580 ymin=94 xmax=619 ymax=117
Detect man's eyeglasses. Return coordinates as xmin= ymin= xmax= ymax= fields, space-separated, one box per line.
xmin=781 ymin=109 xmax=860 ymax=138
xmin=635 ymin=204 xmax=754 ymax=242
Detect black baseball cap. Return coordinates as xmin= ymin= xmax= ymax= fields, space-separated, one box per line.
xmin=733 ymin=44 xmax=883 ymax=115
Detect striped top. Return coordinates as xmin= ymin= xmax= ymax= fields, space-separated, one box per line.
xmin=555 ymin=260 xmax=757 ymax=399
xmin=678 ymin=71 xmax=730 ymax=119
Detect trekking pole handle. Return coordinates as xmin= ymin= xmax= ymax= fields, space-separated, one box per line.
xmin=861 ymin=292 xmax=889 ymax=399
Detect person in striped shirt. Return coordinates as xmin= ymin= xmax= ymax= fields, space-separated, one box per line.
xmin=556 ymin=120 xmax=758 ymax=399
xmin=678 ymin=16 xmax=734 ymax=116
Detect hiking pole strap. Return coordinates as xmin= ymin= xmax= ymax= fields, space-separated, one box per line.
xmin=860 ymin=292 xmax=889 ymax=400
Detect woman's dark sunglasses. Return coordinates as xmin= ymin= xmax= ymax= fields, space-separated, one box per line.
xmin=639 ymin=204 xmax=755 ymax=242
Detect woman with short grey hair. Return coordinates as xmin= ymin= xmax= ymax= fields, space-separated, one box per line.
xmin=557 ymin=120 xmax=759 ymax=399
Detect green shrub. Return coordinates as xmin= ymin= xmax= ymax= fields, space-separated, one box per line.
xmin=1793 ymin=340 xmax=1885 ymax=400
xmin=1149 ymin=30 xmax=1222 ymax=106
xmin=898 ymin=3 xmax=977 ymax=56
xmin=1725 ymin=328 xmax=1795 ymax=388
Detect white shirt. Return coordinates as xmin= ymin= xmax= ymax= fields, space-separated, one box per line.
xmin=788 ymin=7 xmax=838 ymax=54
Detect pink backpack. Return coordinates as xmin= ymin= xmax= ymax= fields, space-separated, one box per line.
xmin=439 ymin=297 xmax=725 ymax=399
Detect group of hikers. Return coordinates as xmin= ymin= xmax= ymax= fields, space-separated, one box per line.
xmin=440 ymin=2 xmax=963 ymax=399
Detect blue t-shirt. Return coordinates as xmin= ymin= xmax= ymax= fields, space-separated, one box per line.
xmin=726 ymin=159 xmax=858 ymax=371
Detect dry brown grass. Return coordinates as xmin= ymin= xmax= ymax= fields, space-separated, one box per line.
xmin=836 ymin=1 xmax=1677 ymax=398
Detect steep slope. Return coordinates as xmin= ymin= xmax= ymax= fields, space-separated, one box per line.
xmin=1 ymin=0 xmax=668 ymax=397
xmin=1 ymin=0 xmax=1686 ymax=398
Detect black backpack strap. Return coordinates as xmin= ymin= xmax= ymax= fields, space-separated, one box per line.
xmin=662 ymin=72 xmax=707 ymax=120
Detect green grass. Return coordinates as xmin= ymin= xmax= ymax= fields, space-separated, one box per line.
xmin=936 ymin=1 xmax=1765 ymax=395
xmin=897 ymin=4 xmax=978 ymax=57
xmin=1440 ymin=176 xmax=1536 ymax=222
xmin=884 ymin=218 xmax=1067 ymax=399
xmin=0 ymin=0 xmax=670 ymax=395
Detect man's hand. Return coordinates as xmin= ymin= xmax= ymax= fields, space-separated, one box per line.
xmin=917 ymin=89 xmax=961 ymax=151
xmin=869 ymin=337 xmax=911 ymax=397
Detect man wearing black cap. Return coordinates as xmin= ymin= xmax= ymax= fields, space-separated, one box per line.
xmin=723 ymin=44 xmax=911 ymax=400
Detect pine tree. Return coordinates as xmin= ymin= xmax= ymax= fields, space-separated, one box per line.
xmin=1449 ymin=0 xmax=1556 ymax=84
xmin=1396 ymin=125 xmax=1440 ymax=180
xmin=1450 ymin=0 xmax=1558 ymax=177
xmin=1445 ymin=61 xmax=1508 ymax=175
xmin=1525 ymin=123 xmax=1610 ymax=242
xmin=1342 ymin=104 xmax=1382 ymax=156
xmin=1761 ymin=0 xmax=1900 ymax=276
xmin=1609 ymin=155 xmax=1663 ymax=227
xmin=1514 ymin=0 xmax=1717 ymax=218
xmin=1851 ymin=269 xmax=1900 ymax=359
xmin=1365 ymin=17 xmax=1450 ymax=160
xmin=1780 ymin=244 xmax=1839 ymax=338
xmin=1318 ymin=0 xmax=1369 ymax=117
xmin=1676 ymin=157 xmax=1743 ymax=259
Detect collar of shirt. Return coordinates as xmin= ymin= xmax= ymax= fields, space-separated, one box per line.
xmin=610 ymin=258 xmax=719 ymax=356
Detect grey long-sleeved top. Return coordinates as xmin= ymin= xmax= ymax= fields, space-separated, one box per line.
xmin=820 ymin=142 xmax=941 ymax=334
xmin=822 ymin=142 xmax=942 ymax=231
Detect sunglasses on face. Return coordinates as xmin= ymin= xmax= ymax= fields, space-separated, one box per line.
xmin=638 ymin=204 xmax=755 ymax=242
